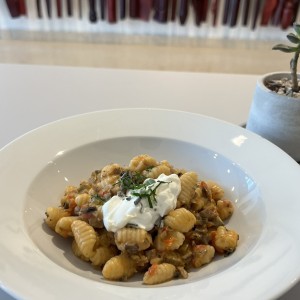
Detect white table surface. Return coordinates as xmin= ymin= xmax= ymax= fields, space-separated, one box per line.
xmin=0 ymin=63 xmax=299 ymax=300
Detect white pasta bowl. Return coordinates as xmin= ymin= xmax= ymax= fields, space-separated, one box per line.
xmin=0 ymin=108 xmax=300 ymax=300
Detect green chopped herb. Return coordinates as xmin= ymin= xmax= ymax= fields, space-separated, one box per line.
xmin=131 ymin=180 xmax=170 ymax=209
xmin=116 ymin=170 xmax=146 ymax=192
xmin=116 ymin=171 xmax=171 ymax=209
xmin=91 ymin=195 xmax=107 ymax=205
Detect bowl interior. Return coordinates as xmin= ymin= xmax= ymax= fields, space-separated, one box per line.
xmin=23 ymin=136 xmax=264 ymax=287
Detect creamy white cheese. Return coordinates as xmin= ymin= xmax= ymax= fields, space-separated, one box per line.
xmin=102 ymin=173 xmax=181 ymax=232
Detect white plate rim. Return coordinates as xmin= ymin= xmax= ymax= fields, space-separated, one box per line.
xmin=1 ymin=108 xmax=300 ymax=300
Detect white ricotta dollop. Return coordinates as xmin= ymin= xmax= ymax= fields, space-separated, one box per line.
xmin=102 ymin=173 xmax=181 ymax=232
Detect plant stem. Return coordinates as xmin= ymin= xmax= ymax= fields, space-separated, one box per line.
xmin=291 ymin=51 xmax=299 ymax=92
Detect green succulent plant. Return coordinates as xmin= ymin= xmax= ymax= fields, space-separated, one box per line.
xmin=273 ymin=23 xmax=300 ymax=93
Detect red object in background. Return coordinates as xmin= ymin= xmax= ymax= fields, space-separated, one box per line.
xmin=19 ymin=0 xmax=27 ymax=15
xmin=192 ymin=0 xmax=209 ymax=26
xmin=272 ymin=0 xmax=284 ymax=25
xmin=192 ymin=0 xmax=200 ymax=26
xmin=171 ymin=0 xmax=177 ymax=21
xmin=107 ymin=0 xmax=116 ymax=23
xmin=200 ymin=0 xmax=209 ymax=22
xmin=6 ymin=0 xmax=28 ymax=17
xmin=130 ymin=0 xmax=139 ymax=18
xmin=260 ymin=0 xmax=278 ymax=26
xmin=140 ymin=0 xmax=153 ymax=21
xmin=211 ymin=0 xmax=219 ymax=26
xmin=56 ymin=0 xmax=62 ymax=17
xmin=5 ymin=0 xmax=20 ymax=18
xmin=281 ymin=0 xmax=295 ymax=29
xmin=6 ymin=0 xmax=27 ymax=17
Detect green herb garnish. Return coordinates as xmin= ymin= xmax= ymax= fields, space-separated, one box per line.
xmin=116 ymin=171 xmax=146 ymax=192
xmin=116 ymin=171 xmax=171 ymax=209
xmin=91 ymin=195 xmax=107 ymax=205
xmin=131 ymin=179 xmax=170 ymax=209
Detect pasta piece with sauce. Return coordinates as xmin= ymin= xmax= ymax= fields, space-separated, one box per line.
xmin=55 ymin=216 xmax=80 ymax=238
xmin=71 ymin=220 xmax=97 ymax=258
xmin=75 ymin=193 xmax=91 ymax=207
xmin=128 ymin=154 xmax=158 ymax=172
xmin=164 ymin=208 xmax=196 ymax=233
xmin=95 ymin=229 xmax=115 ymax=248
xmin=98 ymin=163 xmax=123 ymax=194
xmin=143 ymin=263 xmax=176 ymax=285
xmin=100 ymin=163 xmax=123 ymax=185
xmin=71 ymin=239 xmax=90 ymax=262
xmin=102 ymin=253 xmax=137 ymax=281
xmin=60 ymin=185 xmax=78 ymax=212
xmin=114 ymin=227 xmax=152 ymax=252
xmin=190 ymin=186 xmax=208 ymax=211
xmin=143 ymin=164 xmax=171 ymax=179
xmin=154 ymin=228 xmax=185 ymax=251
xmin=44 ymin=154 xmax=239 ymax=286
xmin=191 ymin=244 xmax=215 ymax=268
xmin=211 ymin=226 xmax=239 ymax=255
xmin=90 ymin=246 xmax=118 ymax=268
xmin=45 ymin=207 xmax=70 ymax=230
xmin=206 ymin=180 xmax=225 ymax=200
xmin=216 ymin=199 xmax=234 ymax=221
xmin=177 ymin=172 xmax=198 ymax=207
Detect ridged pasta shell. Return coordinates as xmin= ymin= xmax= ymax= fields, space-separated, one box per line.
xmin=177 ymin=172 xmax=198 ymax=207
xmin=154 ymin=228 xmax=185 ymax=251
xmin=164 ymin=208 xmax=196 ymax=232
xmin=71 ymin=220 xmax=97 ymax=258
xmin=102 ymin=253 xmax=136 ymax=281
xmin=90 ymin=246 xmax=118 ymax=267
xmin=45 ymin=207 xmax=70 ymax=230
xmin=143 ymin=263 xmax=176 ymax=285
xmin=55 ymin=216 xmax=79 ymax=238
xmin=192 ymin=244 xmax=215 ymax=268
xmin=115 ymin=227 xmax=152 ymax=252
xmin=129 ymin=154 xmax=158 ymax=172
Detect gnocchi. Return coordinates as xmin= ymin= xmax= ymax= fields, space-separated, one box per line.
xmin=44 ymin=154 xmax=239 ymax=285
xmin=143 ymin=263 xmax=176 ymax=285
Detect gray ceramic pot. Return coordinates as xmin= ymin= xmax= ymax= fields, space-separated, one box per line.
xmin=246 ymin=72 xmax=300 ymax=161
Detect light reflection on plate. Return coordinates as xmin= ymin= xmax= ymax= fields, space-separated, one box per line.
xmin=0 ymin=109 xmax=300 ymax=300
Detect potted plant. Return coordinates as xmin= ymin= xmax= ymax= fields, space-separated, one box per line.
xmin=246 ymin=23 xmax=300 ymax=162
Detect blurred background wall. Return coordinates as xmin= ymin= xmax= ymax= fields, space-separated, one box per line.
xmin=0 ymin=0 xmax=298 ymax=73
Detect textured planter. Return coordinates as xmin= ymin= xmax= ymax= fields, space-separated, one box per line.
xmin=246 ymin=72 xmax=300 ymax=161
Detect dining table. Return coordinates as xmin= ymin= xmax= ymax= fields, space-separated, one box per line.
xmin=0 ymin=63 xmax=299 ymax=299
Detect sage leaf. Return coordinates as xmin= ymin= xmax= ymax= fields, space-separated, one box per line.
xmin=287 ymin=33 xmax=300 ymax=44
xmin=272 ymin=44 xmax=298 ymax=53
xmin=293 ymin=23 xmax=300 ymax=37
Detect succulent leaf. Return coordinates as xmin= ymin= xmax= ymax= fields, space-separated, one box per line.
xmin=272 ymin=44 xmax=298 ymax=53
xmin=287 ymin=33 xmax=300 ymax=44
xmin=272 ymin=23 xmax=300 ymax=93
xmin=293 ymin=23 xmax=300 ymax=37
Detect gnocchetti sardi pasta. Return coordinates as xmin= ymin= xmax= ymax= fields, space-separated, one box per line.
xmin=44 ymin=154 xmax=239 ymax=285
